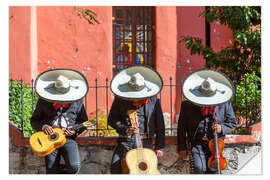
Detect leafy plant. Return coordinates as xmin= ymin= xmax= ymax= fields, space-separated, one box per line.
xmin=180 ymin=6 xmax=261 ymax=83
xmin=74 ymin=7 xmax=100 ymax=25
xmin=87 ymin=108 xmax=118 ymax=137
xmin=232 ymin=72 xmax=261 ymax=127
xmin=9 ymin=79 xmax=38 ymax=137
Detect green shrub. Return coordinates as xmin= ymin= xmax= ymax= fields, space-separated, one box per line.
xmin=9 ymin=79 xmax=38 ymax=137
xmin=9 ymin=79 xmax=118 ymax=137
xmin=232 ymin=72 xmax=261 ymax=127
xmin=87 ymin=108 xmax=118 ymax=137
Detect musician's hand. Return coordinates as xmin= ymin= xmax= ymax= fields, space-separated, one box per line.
xmin=212 ymin=123 xmax=222 ymax=133
xmin=64 ymin=127 xmax=75 ymax=136
xmin=178 ymin=150 xmax=187 ymax=160
xmin=155 ymin=150 xmax=164 ymax=158
xmin=127 ymin=126 xmax=139 ymax=134
xmin=43 ymin=125 xmax=54 ymax=135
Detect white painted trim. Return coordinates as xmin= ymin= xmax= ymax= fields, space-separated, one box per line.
xmin=30 ymin=6 xmax=38 ymax=80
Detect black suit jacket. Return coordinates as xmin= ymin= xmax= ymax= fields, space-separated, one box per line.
xmin=30 ymin=98 xmax=88 ymax=139
xmin=177 ymin=100 xmax=236 ymax=151
xmin=108 ymin=96 xmax=165 ymax=151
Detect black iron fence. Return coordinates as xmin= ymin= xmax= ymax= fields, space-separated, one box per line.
xmin=9 ymin=74 xmax=261 ymax=137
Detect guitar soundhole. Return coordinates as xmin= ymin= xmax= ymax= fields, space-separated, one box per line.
xmin=51 ymin=134 xmax=57 ymax=139
xmin=138 ymin=162 xmax=148 ymax=171
xmin=48 ymin=132 xmax=59 ymax=141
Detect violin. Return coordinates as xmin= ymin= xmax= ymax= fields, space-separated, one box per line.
xmin=207 ymin=117 xmax=227 ymax=173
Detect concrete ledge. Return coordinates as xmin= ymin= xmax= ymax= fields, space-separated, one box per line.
xmin=225 ymin=122 xmax=261 ymax=144
xmin=9 ymin=122 xmax=29 ymax=147
xmin=9 ymin=122 xmax=261 ymax=147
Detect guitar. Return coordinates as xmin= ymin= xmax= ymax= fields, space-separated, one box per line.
xmin=207 ymin=117 xmax=227 ymax=173
xmin=122 ymin=110 xmax=160 ymax=174
xmin=29 ymin=121 xmax=92 ymax=157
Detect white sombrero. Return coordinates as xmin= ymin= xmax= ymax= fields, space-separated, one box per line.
xmin=35 ymin=69 xmax=89 ymax=103
xmin=182 ymin=68 xmax=234 ymax=106
xmin=110 ymin=65 xmax=163 ymax=100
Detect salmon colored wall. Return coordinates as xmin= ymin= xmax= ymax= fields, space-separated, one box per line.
xmin=155 ymin=6 xmax=178 ymax=119
xmin=211 ymin=21 xmax=233 ymax=52
xmin=35 ymin=6 xmax=113 ymax=114
xmin=9 ymin=6 xmax=32 ymax=83
xmin=156 ymin=6 xmax=206 ymax=122
xmin=9 ymin=6 xmax=232 ymax=118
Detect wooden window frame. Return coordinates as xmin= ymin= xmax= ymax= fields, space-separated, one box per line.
xmin=112 ymin=7 xmax=156 ymax=74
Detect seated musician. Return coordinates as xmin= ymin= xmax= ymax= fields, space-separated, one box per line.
xmin=30 ymin=69 xmax=89 ymax=174
xmin=177 ymin=69 xmax=236 ymax=174
xmin=108 ymin=65 xmax=165 ymax=174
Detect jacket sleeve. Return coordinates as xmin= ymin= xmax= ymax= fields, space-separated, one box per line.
xmin=220 ymin=101 xmax=237 ymax=135
xmin=154 ymin=99 xmax=165 ymax=151
xmin=74 ymin=99 xmax=88 ymax=137
xmin=30 ymin=98 xmax=45 ymax=132
xmin=108 ymin=97 xmax=129 ymax=135
xmin=177 ymin=101 xmax=188 ymax=151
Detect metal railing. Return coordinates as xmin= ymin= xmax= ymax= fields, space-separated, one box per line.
xmin=9 ymin=75 xmax=261 ymax=137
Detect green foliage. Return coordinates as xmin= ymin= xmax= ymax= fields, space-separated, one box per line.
xmin=180 ymin=6 xmax=261 ymax=83
xmin=231 ymin=72 xmax=261 ymax=127
xmin=9 ymin=79 xmax=117 ymax=137
xmin=74 ymin=7 xmax=100 ymax=25
xmin=87 ymin=108 xmax=118 ymax=137
xmin=202 ymin=6 xmax=261 ymax=32
xmin=9 ymin=79 xmax=38 ymax=137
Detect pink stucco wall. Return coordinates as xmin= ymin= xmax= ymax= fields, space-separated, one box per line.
xmin=155 ymin=6 xmax=178 ymax=118
xmin=211 ymin=20 xmax=233 ymax=52
xmin=9 ymin=6 xmax=232 ymax=118
xmin=9 ymin=6 xmax=32 ymax=83
xmin=156 ymin=6 xmax=206 ymax=121
xmin=36 ymin=6 xmax=113 ymax=113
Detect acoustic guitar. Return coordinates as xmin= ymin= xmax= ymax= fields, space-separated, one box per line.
xmin=29 ymin=121 xmax=92 ymax=157
xmin=122 ymin=110 xmax=160 ymax=174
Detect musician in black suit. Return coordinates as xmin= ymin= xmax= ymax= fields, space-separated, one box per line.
xmin=30 ymin=69 xmax=89 ymax=174
xmin=108 ymin=65 xmax=165 ymax=174
xmin=177 ymin=69 xmax=237 ymax=174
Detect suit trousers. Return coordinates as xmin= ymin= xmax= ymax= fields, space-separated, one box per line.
xmin=191 ymin=141 xmax=217 ymax=174
xmin=45 ymin=138 xmax=81 ymax=174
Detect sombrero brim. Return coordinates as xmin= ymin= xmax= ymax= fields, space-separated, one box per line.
xmin=110 ymin=65 xmax=163 ymax=100
xmin=35 ymin=69 xmax=89 ymax=103
xmin=182 ymin=69 xmax=234 ymax=106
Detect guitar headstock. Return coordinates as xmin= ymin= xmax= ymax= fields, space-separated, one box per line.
xmin=82 ymin=120 xmax=94 ymax=128
xmin=128 ymin=110 xmax=138 ymax=128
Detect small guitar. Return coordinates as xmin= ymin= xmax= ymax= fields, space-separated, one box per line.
xmin=122 ymin=110 xmax=160 ymax=174
xmin=29 ymin=121 xmax=91 ymax=157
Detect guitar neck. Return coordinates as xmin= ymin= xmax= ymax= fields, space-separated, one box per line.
xmin=128 ymin=109 xmax=143 ymax=148
xmin=70 ymin=123 xmax=85 ymax=131
xmin=135 ymin=133 xmax=143 ymax=148
xmin=214 ymin=128 xmax=221 ymax=173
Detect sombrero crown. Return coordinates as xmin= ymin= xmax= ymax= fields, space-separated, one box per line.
xmin=110 ymin=65 xmax=163 ymax=100
xmin=35 ymin=69 xmax=89 ymax=103
xmin=182 ymin=68 xmax=234 ymax=106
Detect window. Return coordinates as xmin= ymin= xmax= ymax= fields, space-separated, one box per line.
xmin=112 ymin=7 xmax=156 ymax=73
